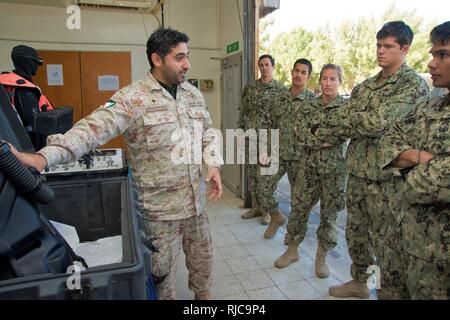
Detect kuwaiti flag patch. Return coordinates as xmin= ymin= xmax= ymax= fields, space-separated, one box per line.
xmin=105 ymin=100 xmax=116 ymax=108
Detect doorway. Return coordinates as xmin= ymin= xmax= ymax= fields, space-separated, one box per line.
xmin=220 ymin=53 xmax=242 ymax=196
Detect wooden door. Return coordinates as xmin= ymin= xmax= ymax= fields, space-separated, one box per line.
xmin=80 ymin=52 xmax=132 ymax=149
xmin=34 ymin=51 xmax=82 ymax=123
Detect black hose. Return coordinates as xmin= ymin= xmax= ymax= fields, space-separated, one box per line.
xmin=0 ymin=141 xmax=54 ymax=204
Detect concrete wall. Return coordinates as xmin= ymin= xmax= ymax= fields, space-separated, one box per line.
xmin=0 ymin=0 xmax=222 ymax=126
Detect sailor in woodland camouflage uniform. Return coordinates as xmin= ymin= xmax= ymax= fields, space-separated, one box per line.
xmin=380 ymin=21 xmax=450 ymax=299
xmin=257 ymin=59 xmax=315 ymax=241
xmin=238 ymin=54 xmax=288 ymax=225
xmin=316 ymin=22 xmax=430 ymax=299
xmin=10 ymin=28 xmax=223 ymax=300
xmin=273 ymin=64 xmax=349 ymax=279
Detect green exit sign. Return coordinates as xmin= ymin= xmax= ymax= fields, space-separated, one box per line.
xmin=227 ymin=41 xmax=239 ymax=54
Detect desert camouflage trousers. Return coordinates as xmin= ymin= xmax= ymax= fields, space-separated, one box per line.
xmin=141 ymin=213 xmax=213 ymax=300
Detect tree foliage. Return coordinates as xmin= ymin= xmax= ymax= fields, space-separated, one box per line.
xmin=269 ymin=27 xmax=314 ymax=85
xmin=259 ymin=16 xmax=275 ymax=55
xmin=260 ymin=3 xmax=435 ymax=93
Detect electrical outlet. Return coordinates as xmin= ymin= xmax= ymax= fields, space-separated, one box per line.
xmin=200 ymin=79 xmax=214 ymax=91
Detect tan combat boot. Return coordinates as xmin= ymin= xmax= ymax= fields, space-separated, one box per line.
xmin=261 ymin=212 xmax=271 ymax=225
xmin=241 ymin=207 xmax=262 ymax=219
xmin=274 ymin=244 xmax=299 ymax=268
xmin=315 ymin=244 xmax=329 ymax=278
xmin=329 ymin=280 xmax=370 ymax=299
xmin=263 ymin=211 xmax=285 ymax=239
xmin=194 ymin=291 xmax=210 ymax=300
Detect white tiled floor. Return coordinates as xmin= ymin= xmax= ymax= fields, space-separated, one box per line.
xmin=176 ymin=174 xmax=377 ymax=300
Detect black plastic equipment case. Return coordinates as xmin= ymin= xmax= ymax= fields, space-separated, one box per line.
xmin=43 ymin=170 xmax=128 ymax=242
xmin=0 ymin=173 xmax=148 ymax=300
xmin=34 ymin=106 xmax=73 ymax=150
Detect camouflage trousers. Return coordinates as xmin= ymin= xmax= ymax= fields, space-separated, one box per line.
xmin=385 ymin=223 xmax=450 ymax=299
xmin=257 ymin=159 xmax=299 ymax=214
xmin=380 ymin=225 xmax=410 ymax=299
xmin=346 ymin=176 xmax=409 ymax=299
xmin=287 ymin=160 xmax=347 ymax=250
xmin=248 ymin=164 xmax=261 ymax=207
xmin=141 ymin=213 xmax=213 ymax=300
xmin=403 ymin=251 xmax=450 ymax=299
xmin=399 ymin=201 xmax=450 ymax=299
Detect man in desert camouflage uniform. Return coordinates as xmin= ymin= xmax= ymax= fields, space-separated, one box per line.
xmin=316 ymin=21 xmax=430 ymax=299
xmin=10 ymin=27 xmax=223 ymax=300
xmin=380 ymin=21 xmax=450 ymax=299
xmin=273 ymin=64 xmax=348 ymax=279
xmin=238 ymin=54 xmax=287 ymax=225
xmin=257 ymin=58 xmax=315 ymax=241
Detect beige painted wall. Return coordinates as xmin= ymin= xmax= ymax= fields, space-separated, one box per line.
xmin=0 ymin=1 xmax=222 ymax=127
xmin=164 ymin=0 xmax=221 ymax=127
xmin=219 ymin=0 xmax=244 ymax=58
xmin=0 ymin=3 xmax=154 ymax=80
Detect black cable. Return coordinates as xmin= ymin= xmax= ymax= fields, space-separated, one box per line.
xmin=161 ymin=2 xmax=165 ymax=27
xmin=0 ymin=141 xmax=54 ymax=204
xmin=236 ymin=0 xmax=244 ymax=39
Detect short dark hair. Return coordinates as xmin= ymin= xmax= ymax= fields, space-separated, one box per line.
xmin=430 ymin=21 xmax=450 ymax=45
xmin=258 ymin=54 xmax=275 ymax=66
xmin=293 ymin=58 xmax=313 ymax=76
xmin=146 ymin=27 xmax=189 ymax=69
xmin=377 ymin=21 xmax=414 ymax=47
xmin=320 ymin=64 xmax=343 ymax=84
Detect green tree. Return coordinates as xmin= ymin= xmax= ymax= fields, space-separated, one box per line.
xmin=259 ymin=16 xmax=275 ymax=56
xmin=268 ymin=27 xmax=315 ymax=86
xmin=308 ymin=24 xmax=336 ymax=92
xmin=262 ymin=3 xmax=435 ymax=93
xmin=336 ymin=17 xmax=379 ymax=92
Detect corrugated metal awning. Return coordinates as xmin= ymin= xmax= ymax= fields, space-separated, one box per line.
xmin=258 ymin=0 xmax=280 ymax=18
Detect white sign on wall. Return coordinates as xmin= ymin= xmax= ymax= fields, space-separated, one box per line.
xmin=98 ymin=75 xmax=119 ymax=91
xmin=47 ymin=64 xmax=64 ymax=86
